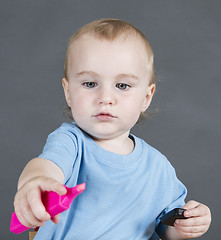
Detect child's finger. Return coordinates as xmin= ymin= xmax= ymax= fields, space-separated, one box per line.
xmin=38 ymin=177 xmax=67 ymax=196
xmin=175 ymin=225 xmax=206 ymax=239
xmin=175 ymin=224 xmax=203 ymax=233
xmin=175 ymin=216 xmax=208 ymax=227
xmin=14 ymin=207 xmax=33 ymax=228
xmin=188 ymin=204 xmax=210 ymax=218
xmin=27 ymin=188 xmax=51 ymax=222
xmin=175 ymin=221 xmax=209 ymax=238
xmin=51 ymin=214 xmax=60 ymax=224
xmin=18 ymin=195 xmax=45 ymax=228
xmin=182 ymin=200 xmax=199 ymax=212
xmin=20 ymin=205 xmax=45 ymax=228
xmin=183 ymin=203 xmax=211 ymax=221
xmin=174 ymin=210 xmax=211 ymax=238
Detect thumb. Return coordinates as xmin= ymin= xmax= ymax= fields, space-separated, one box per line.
xmin=182 ymin=200 xmax=200 ymax=218
xmin=183 ymin=200 xmax=200 ymax=210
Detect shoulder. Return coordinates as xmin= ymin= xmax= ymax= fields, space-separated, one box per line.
xmin=43 ymin=122 xmax=90 ymax=150
xmin=133 ymin=135 xmax=174 ymax=172
xmin=133 ymin=135 xmax=167 ymax=160
xmin=53 ymin=122 xmax=82 ymax=135
xmin=48 ymin=122 xmax=85 ymax=140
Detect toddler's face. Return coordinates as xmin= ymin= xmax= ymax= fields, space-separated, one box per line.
xmin=63 ymin=34 xmax=155 ymax=141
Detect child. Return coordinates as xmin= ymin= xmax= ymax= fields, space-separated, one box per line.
xmin=14 ymin=19 xmax=211 ymax=239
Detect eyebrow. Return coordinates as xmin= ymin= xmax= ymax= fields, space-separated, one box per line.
xmin=75 ymin=71 xmax=99 ymax=78
xmin=116 ymin=73 xmax=139 ymax=80
xmin=75 ymin=71 xmax=139 ymax=80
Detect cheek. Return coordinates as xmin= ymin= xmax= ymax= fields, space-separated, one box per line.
xmin=69 ymin=91 xmax=95 ymax=118
xmin=69 ymin=90 xmax=87 ymax=107
xmin=123 ymin=95 xmax=145 ymax=112
xmin=121 ymin=98 xmax=143 ymax=120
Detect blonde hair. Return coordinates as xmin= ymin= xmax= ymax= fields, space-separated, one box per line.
xmin=63 ymin=18 xmax=156 ymax=120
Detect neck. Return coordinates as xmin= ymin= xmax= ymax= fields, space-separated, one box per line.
xmin=93 ymin=133 xmax=135 ymax=155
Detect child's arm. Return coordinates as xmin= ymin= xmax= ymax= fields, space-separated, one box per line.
xmin=13 ymin=158 xmax=67 ymax=229
xmin=161 ymin=200 xmax=211 ymax=239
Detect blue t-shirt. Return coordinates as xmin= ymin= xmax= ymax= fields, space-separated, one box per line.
xmin=35 ymin=122 xmax=187 ymax=240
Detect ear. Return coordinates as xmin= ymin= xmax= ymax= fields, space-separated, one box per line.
xmin=62 ymin=78 xmax=71 ymax=107
xmin=141 ymin=84 xmax=155 ymax=112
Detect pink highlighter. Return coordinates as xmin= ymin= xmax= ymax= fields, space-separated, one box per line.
xmin=10 ymin=183 xmax=86 ymax=234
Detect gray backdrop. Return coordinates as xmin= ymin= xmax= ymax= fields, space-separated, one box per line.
xmin=1 ymin=1 xmax=220 ymax=239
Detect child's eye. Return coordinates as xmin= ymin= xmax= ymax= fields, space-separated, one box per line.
xmin=83 ymin=82 xmax=97 ymax=88
xmin=116 ymin=83 xmax=130 ymax=90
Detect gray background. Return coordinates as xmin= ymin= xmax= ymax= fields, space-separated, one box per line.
xmin=1 ymin=0 xmax=220 ymax=239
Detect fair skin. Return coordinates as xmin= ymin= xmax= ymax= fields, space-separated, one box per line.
xmin=14 ymin=34 xmax=211 ymax=239
xmin=162 ymin=201 xmax=211 ymax=239
xmin=63 ymin=34 xmax=155 ymax=154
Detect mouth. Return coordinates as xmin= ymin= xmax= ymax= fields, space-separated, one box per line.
xmin=94 ymin=112 xmax=117 ymax=121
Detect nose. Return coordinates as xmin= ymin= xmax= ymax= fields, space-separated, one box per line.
xmin=97 ymin=86 xmax=115 ymax=106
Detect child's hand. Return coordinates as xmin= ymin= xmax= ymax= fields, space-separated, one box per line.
xmin=14 ymin=176 xmax=67 ymax=228
xmin=174 ymin=200 xmax=211 ymax=238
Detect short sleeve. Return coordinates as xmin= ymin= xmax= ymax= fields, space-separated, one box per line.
xmin=38 ymin=124 xmax=78 ymax=182
xmin=155 ymin=161 xmax=187 ymax=238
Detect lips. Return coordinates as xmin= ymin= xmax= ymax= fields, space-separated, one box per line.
xmin=94 ymin=112 xmax=117 ymax=121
